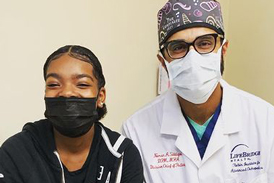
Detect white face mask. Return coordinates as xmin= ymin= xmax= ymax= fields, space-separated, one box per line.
xmin=164 ymin=44 xmax=224 ymax=104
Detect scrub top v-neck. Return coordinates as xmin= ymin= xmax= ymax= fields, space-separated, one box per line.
xmin=184 ymin=102 xmax=222 ymax=159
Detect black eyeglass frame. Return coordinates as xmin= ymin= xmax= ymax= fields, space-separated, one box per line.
xmin=160 ymin=33 xmax=224 ymax=59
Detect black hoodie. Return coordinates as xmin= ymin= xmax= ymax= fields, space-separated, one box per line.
xmin=0 ymin=119 xmax=143 ymax=183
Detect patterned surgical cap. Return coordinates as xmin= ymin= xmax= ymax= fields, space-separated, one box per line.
xmin=158 ymin=0 xmax=224 ymax=47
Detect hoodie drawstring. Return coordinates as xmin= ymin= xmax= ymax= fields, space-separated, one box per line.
xmin=54 ymin=151 xmax=66 ymax=183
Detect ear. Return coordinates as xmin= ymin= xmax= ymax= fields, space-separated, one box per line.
xmin=157 ymin=53 xmax=168 ymax=72
xmin=97 ymin=87 xmax=106 ymax=108
xmin=222 ymin=40 xmax=229 ymax=57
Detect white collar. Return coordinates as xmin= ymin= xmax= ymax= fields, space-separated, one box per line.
xmin=219 ymin=79 xmax=242 ymax=134
xmin=160 ymin=79 xmax=242 ymax=136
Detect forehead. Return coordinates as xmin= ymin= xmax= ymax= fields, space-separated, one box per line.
xmin=167 ymin=27 xmax=217 ymax=42
xmin=46 ymin=54 xmax=94 ymax=78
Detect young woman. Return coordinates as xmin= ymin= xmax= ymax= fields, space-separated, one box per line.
xmin=0 ymin=45 xmax=143 ymax=183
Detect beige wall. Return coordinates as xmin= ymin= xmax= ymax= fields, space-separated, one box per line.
xmin=1 ymin=0 xmax=273 ymax=145
xmin=224 ymin=0 xmax=274 ymax=105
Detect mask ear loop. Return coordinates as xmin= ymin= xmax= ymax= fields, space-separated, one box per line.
xmin=157 ymin=51 xmax=171 ymax=90
xmin=221 ymin=39 xmax=226 ymax=46
xmin=158 ymin=51 xmax=170 ymax=67
xmin=158 ymin=51 xmax=164 ymax=59
xmin=217 ymin=39 xmax=227 ymax=54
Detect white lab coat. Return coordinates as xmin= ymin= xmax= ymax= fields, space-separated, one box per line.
xmin=122 ymin=80 xmax=274 ymax=183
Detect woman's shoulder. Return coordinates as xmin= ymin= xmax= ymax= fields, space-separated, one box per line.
xmin=96 ymin=122 xmax=133 ymax=146
xmin=96 ymin=122 xmax=141 ymax=159
xmin=1 ymin=119 xmax=51 ymax=157
xmin=1 ymin=129 xmax=32 ymax=152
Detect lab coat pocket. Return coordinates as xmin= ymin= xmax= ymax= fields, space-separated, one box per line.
xmin=250 ymin=173 xmax=267 ymax=183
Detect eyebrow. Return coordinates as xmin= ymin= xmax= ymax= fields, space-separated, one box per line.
xmin=75 ymin=74 xmax=94 ymax=82
xmin=46 ymin=73 xmax=94 ymax=82
xmin=169 ymin=34 xmax=216 ymax=43
xmin=46 ymin=73 xmax=61 ymax=80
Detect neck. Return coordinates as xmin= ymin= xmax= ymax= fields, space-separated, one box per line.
xmin=178 ymin=83 xmax=222 ymax=125
xmin=54 ymin=126 xmax=95 ymax=154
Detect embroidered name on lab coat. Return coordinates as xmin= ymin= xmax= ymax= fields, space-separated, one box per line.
xmin=150 ymin=152 xmax=185 ymax=170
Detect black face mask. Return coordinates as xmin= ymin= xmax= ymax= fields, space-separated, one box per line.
xmin=44 ymin=97 xmax=98 ymax=138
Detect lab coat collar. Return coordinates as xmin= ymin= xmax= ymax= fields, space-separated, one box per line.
xmin=160 ymin=89 xmax=202 ymax=167
xmin=159 ymin=79 xmax=243 ymax=167
xmin=160 ymin=79 xmax=242 ymax=136
xmin=220 ymin=79 xmax=243 ymax=134
xmin=201 ymin=80 xmax=243 ymax=163
xmin=160 ymin=89 xmax=184 ymax=136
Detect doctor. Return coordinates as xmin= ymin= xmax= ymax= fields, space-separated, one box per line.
xmin=122 ymin=0 xmax=274 ymax=182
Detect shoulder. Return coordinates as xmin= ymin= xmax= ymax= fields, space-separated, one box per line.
xmin=97 ymin=122 xmax=128 ymax=146
xmin=130 ymin=91 xmax=167 ymax=117
xmin=221 ymin=80 xmax=274 ymax=133
xmin=0 ymin=127 xmax=36 ymax=181
xmin=95 ymin=123 xmax=143 ymax=182
xmin=222 ymin=79 xmax=274 ymax=110
xmin=123 ymin=91 xmax=169 ymax=130
xmin=121 ymin=143 xmax=143 ymax=183
xmin=1 ymin=130 xmax=32 ymax=154
xmin=96 ymin=122 xmax=136 ymax=154
xmin=1 ymin=119 xmax=51 ymax=159
xmin=97 ymin=122 xmax=122 ymax=141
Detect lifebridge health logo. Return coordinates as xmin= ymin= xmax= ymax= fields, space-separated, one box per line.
xmin=230 ymin=144 xmax=263 ymax=173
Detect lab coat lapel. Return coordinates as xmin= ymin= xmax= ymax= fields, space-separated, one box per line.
xmin=201 ymin=113 xmax=227 ymax=164
xmin=201 ymin=80 xmax=242 ymax=164
xmin=160 ymin=90 xmax=201 ymax=168
xmin=175 ymin=120 xmax=202 ymax=168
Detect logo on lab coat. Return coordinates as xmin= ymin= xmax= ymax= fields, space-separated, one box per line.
xmin=230 ymin=144 xmax=263 ymax=173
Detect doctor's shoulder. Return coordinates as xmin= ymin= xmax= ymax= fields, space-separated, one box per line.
xmin=122 ymin=90 xmax=169 ymax=133
xmin=230 ymin=83 xmax=274 ymax=109
xmin=227 ymin=82 xmax=274 ymax=125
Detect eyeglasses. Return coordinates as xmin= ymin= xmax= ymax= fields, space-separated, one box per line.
xmin=160 ymin=33 xmax=224 ymax=59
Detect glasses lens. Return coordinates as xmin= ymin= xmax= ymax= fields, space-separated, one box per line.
xmin=167 ymin=41 xmax=188 ymax=59
xmin=194 ymin=35 xmax=216 ymax=54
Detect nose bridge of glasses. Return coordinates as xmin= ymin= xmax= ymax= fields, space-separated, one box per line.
xmin=186 ymin=41 xmax=196 ymax=52
xmin=189 ymin=45 xmax=195 ymax=50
